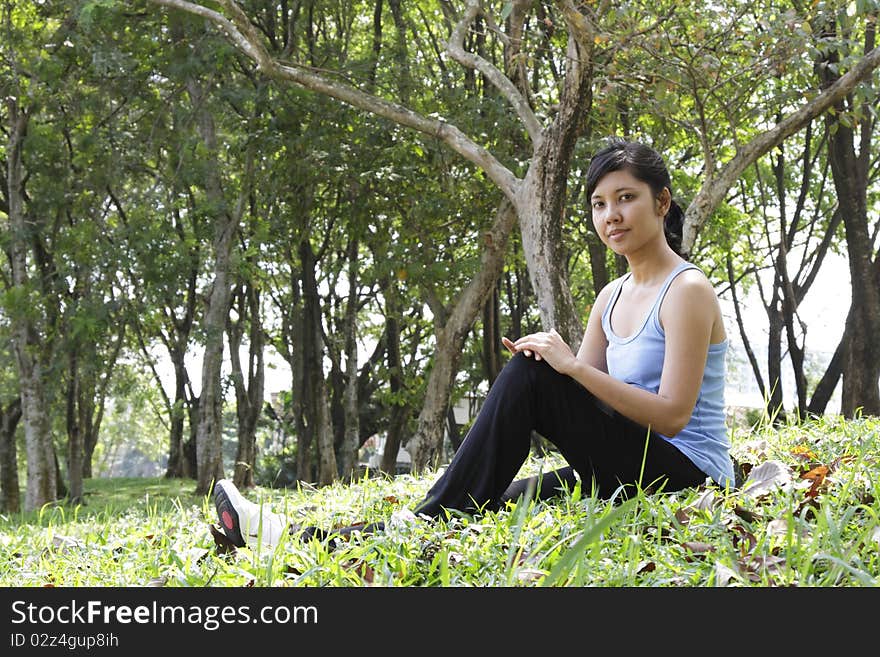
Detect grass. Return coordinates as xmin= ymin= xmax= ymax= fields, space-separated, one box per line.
xmin=1 ymin=414 xmax=877 ymax=587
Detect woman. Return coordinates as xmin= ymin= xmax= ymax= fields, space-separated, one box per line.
xmin=213 ymin=137 xmax=734 ymax=550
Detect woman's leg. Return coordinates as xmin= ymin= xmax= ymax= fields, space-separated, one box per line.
xmin=412 ymin=352 xmax=706 ymax=517
xmin=294 ymin=353 xmax=706 ymax=543
xmin=412 ymin=353 xmax=611 ymax=516
xmin=295 ymin=354 xmax=592 ymax=542
xmin=499 ymin=466 xmax=579 ymax=506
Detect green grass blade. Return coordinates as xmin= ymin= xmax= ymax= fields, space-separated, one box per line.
xmin=541 ymin=498 xmax=637 ymax=587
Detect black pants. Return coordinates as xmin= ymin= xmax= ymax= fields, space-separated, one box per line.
xmin=302 ymin=353 xmax=706 ymax=541
xmin=411 ymin=352 xmax=706 ymax=517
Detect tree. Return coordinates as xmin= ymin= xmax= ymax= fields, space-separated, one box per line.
xmin=813 ymin=5 xmax=880 ymax=416
xmin=3 ymin=46 xmax=56 ymax=510
xmin=729 ymin=120 xmax=844 ymax=420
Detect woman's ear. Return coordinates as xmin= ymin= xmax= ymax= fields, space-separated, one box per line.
xmin=657 ymin=187 xmax=671 ymax=216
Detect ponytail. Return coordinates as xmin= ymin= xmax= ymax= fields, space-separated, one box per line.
xmin=664 ymin=199 xmax=686 ymax=259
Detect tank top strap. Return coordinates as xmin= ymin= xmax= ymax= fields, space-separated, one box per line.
xmin=650 ymin=261 xmax=701 ymax=326
xmin=601 ymin=272 xmax=632 ymax=331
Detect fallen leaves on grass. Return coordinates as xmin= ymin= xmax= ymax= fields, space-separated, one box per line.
xmin=800 ymin=465 xmax=829 ymax=499
xmin=47 ymin=535 xmax=85 ymax=554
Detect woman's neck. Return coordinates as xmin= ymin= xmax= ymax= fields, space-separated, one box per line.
xmin=625 ymin=244 xmax=683 ymax=286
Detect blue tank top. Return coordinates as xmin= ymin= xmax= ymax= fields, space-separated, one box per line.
xmin=601 ymin=261 xmax=734 ymax=488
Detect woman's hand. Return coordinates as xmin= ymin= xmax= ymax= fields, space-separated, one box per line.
xmin=502 ymin=329 xmax=576 ymax=375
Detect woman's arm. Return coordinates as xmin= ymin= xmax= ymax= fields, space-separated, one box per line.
xmin=510 ymin=272 xmax=718 ymax=437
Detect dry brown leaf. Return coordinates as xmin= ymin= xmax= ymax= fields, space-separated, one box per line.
xmin=681 ymin=541 xmax=716 ymax=558
xmin=729 ymin=525 xmax=756 ymax=556
xmin=733 ymin=505 xmax=760 ymax=523
xmin=801 ymin=465 xmax=829 ymax=481
xmin=673 ymin=508 xmax=690 ymax=526
xmin=715 ymin=561 xmax=740 ymax=587
xmin=740 ymin=460 xmax=793 ymax=498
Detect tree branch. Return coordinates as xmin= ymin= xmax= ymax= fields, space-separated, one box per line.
xmin=682 ymin=44 xmax=880 ymax=255
xmin=147 ymin=0 xmax=520 ymax=200
xmin=446 ymin=0 xmax=543 ymax=146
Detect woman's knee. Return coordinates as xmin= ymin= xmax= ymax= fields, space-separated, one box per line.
xmin=505 ymin=351 xmax=552 ymax=375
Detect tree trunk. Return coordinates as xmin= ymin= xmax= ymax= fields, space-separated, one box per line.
xmin=481 ymin=283 xmax=502 ymax=387
xmin=189 ymin=73 xmax=240 ymax=495
xmin=817 ymin=18 xmax=880 ymax=416
xmin=164 ymin=344 xmax=191 ymax=478
xmin=183 ymin=60 xmax=259 ymax=493
xmin=503 ymin=258 xmax=527 ymax=342
xmin=299 ymin=238 xmax=337 ymax=485
xmin=514 ymin=29 xmax=593 ymax=346
xmin=771 ymin=145 xmax=808 ymax=417
xmin=6 ymin=100 xmax=57 ymax=512
xmin=834 ymin=162 xmax=880 ymax=416
xmin=587 ymin=225 xmax=610 ymax=297
xmin=446 ymin=405 xmax=462 ymax=453
xmin=228 ymin=282 xmax=265 ymax=489
xmin=65 ymin=350 xmax=84 ymax=504
xmin=380 ymin=281 xmax=407 ymax=474
xmin=0 ymin=398 xmax=23 ymax=513
xmin=766 ymin=304 xmax=787 ymax=424
xmin=339 ymin=236 xmax=361 ymax=480
xmin=406 ymin=199 xmax=518 ymax=471
xmin=516 ymin=172 xmax=583 ymax=345
xmin=275 ymin=261 xmax=312 ymax=484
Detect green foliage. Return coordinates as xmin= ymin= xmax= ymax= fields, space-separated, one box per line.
xmin=254 ymin=445 xmax=299 ymax=490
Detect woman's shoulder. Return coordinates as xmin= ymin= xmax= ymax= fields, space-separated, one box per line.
xmin=586 ymin=277 xmax=623 ymax=324
xmin=673 ymin=264 xmax=715 ymax=291
xmin=666 ymin=265 xmax=719 ymax=309
xmin=602 ymin=273 xmax=630 ymax=294
xmin=596 ymin=275 xmax=626 ymax=304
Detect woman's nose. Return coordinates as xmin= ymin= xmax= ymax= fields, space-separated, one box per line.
xmin=605 ymin=204 xmax=622 ymax=222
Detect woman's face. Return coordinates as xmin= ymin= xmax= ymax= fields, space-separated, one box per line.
xmin=589 ymin=168 xmax=669 ymax=257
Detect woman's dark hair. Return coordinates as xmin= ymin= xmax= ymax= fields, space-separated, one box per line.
xmin=585 ymin=137 xmax=685 ymax=258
